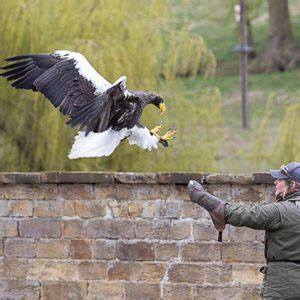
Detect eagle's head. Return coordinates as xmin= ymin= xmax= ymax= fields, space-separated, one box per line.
xmin=128 ymin=90 xmax=166 ymax=114
xmin=151 ymin=94 xmax=166 ymax=115
xmin=141 ymin=91 xmax=166 ymax=114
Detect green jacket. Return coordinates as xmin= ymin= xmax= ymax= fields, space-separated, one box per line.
xmin=225 ymin=190 xmax=300 ymax=299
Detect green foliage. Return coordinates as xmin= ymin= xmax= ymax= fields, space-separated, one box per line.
xmin=271 ymin=103 xmax=300 ymax=164
xmin=0 ymin=0 xmax=221 ymax=172
xmin=251 ymin=93 xmax=274 ymax=167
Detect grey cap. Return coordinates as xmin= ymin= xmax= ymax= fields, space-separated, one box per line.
xmin=270 ymin=162 xmax=300 ymax=183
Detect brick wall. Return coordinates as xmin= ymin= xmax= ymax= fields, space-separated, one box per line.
xmin=0 ymin=172 xmax=274 ymax=299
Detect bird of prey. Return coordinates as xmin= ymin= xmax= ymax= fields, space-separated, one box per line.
xmin=0 ymin=50 xmax=176 ymax=158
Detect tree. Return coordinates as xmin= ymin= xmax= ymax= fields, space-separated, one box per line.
xmin=253 ymin=0 xmax=300 ymax=72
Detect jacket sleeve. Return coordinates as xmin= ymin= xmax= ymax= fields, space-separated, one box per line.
xmin=224 ymin=202 xmax=282 ymax=230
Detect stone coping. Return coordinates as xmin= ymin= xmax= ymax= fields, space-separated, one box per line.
xmin=0 ymin=172 xmax=275 ymax=185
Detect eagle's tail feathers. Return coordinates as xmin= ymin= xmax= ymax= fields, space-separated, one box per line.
xmin=68 ymin=128 xmax=129 ymax=159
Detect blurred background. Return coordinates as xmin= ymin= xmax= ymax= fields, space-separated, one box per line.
xmin=0 ymin=0 xmax=299 ymax=173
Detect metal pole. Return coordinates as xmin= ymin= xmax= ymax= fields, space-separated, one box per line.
xmin=240 ymin=0 xmax=249 ymax=129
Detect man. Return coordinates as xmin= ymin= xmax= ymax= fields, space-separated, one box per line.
xmin=188 ymin=162 xmax=300 ymax=299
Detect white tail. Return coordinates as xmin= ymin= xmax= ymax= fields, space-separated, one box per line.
xmin=68 ymin=128 xmax=129 ymax=159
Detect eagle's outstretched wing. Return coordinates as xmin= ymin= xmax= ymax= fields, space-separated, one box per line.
xmin=1 ymin=50 xmax=176 ymax=158
xmin=0 ymin=51 xmax=128 ymax=134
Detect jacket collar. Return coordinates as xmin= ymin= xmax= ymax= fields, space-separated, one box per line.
xmin=281 ymin=190 xmax=300 ymax=202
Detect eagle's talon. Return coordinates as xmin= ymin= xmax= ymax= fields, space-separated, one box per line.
xmin=161 ymin=129 xmax=177 ymax=141
xmin=150 ymin=122 xmax=163 ymax=135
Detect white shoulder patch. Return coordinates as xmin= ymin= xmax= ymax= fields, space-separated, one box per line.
xmin=55 ymin=50 xmax=112 ymax=93
xmin=127 ymin=126 xmax=159 ymax=151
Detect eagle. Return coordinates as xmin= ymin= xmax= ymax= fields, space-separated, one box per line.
xmin=0 ymin=50 xmax=176 ymax=158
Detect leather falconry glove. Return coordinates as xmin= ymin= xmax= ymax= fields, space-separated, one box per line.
xmin=188 ymin=180 xmax=226 ymax=241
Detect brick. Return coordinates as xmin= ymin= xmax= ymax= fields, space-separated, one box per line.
xmin=37 ymin=239 xmax=69 ymax=258
xmin=168 ymin=264 xmax=205 ymax=284
xmin=95 ymin=184 xmax=137 ymax=200
xmin=140 ymin=263 xmax=166 ymax=282
xmin=206 ymin=184 xmax=231 ymax=201
xmin=0 ymin=201 xmax=9 ymax=216
xmin=74 ymin=200 xmax=106 ymax=218
xmin=117 ymin=242 xmax=155 ymax=261
xmin=126 ymin=184 xmax=175 ymax=201
xmin=4 ymin=239 xmax=36 ymax=258
xmin=222 ymin=242 xmax=265 ymax=263
xmin=41 ymin=281 xmax=87 ymax=299
xmin=108 ymin=262 xmax=165 ymax=282
xmin=106 ymin=199 xmax=129 ymax=218
xmin=204 ymin=264 xmax=232 ymax=285
xmin=9 ymin=200 xmax=33 ymax=217
xmin=155 ymin=243 xmax=179 ymax=261
xmin=0 ymin=185 xmax=3 ymax=199
xmin=163 ymin=284 xmax=193 ymax=300
xmin=2 ymin=258 xmax=29 ymax=279
xmin=78 ymin=261 xmax=107 ymax=280
xmin=241 ymin=285 xmax=261 ymax=299
xmin=4 ymin=184 xmax=57 ymax=200
xmin=62 ymin=200 xmax=76 ymax=216
xmin=206 ymin=174 xmax=252 ymax=185
xmin=1 ymin=173 xmax=40 ymax=184
xmin=157 ymin=172 xmax=205 ymax=184
xmin=193 ymin=220 xmax=230 ymax=241
xmin=140 ymin=201 xmax=157 ymax=218
xmin=232 ymin=264 xmax=263 ymax=284
xmin=28 ymin=259 xmax=78 ymax=280
xmin=41 ymin=171 xmax=114 ymax=183
xmin=0 ymin=218 xmax=18 ymax=237
xmin=181 ymin=242 xmax=221 ymax=262
xmin=88 ymin=282 xmax=125 ymax=299
xmin=252 ymin=172 xmax=274 ymax=184
xmin=0 ymin=280 xmax=40 ymax=299
xmin=173 ymin=185 xmax=190 ymax=201
xmin=135 ymin=184 xmax=177 ymax=201
xmin=114 ymin=172 xmax=157 ymax=184
xmin=58 ymin=184 xmax=94 ymax=200
xmin=136 ymin=219 xmax=170 ymax=239
xmin=70 ymin=240 xmax=91 ymax=259
xmin=256 ymin=230 xmax=265 ymax=242
xmin=181 ymin=202 xmax=204 ymax=219
xmin=19 ymin=219 xmax=62 ymax=238
xmin=156 ymin=201 xmax=182 ymax=218
xmin=193 ymin=286 xmax=243 ymax=300
xmin=169 ymin=220 xmax=191 ymax=240
xmin=229 ymin=225 xmax=257 ymax=242
xmin=63 ymin=219 xmax=86 ymax=238
xmin=231 ymin=184 xmax=266 ymax=203
xmin=94 ymin=184 xmax=115 ymax=200
xmin=87 ymin=219 xmax=135 ymax=239
xmin=125 ymin=283 xmax=160 ymax=300
xmin=34 ymin=200 xmax=63 ymax=217
xmin=127 ymin=200 xmax=157 ymax=218
xmin=92 ymin=240 xmax=117 ymax=259
xmin=128 ymin=201 xmax=143 ymax=217
xmin=108 ymin=262 xmax=142 ymax=281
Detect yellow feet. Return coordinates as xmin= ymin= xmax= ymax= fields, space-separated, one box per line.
xmin=150 ymin=122 xmax=163 ymax=135
xmin=150 ymin=123 xmax=177 ymax=147
xmin=161 ymin=129 xmax=177 ymax=141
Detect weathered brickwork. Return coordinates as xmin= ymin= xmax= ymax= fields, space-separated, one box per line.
xmin=0 ymin=172 xmax=274 ymax=299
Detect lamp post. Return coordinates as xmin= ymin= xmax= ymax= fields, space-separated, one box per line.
xmin=235 ymin=0 xmax=250 ymax=129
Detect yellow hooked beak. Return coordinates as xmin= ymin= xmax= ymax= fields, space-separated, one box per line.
xmin=159 ymin=103 xmax=166 ymax=114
